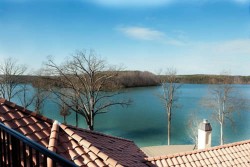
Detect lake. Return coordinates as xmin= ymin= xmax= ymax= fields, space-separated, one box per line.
xmin=13 ymin=84 xmax=250 ymax=147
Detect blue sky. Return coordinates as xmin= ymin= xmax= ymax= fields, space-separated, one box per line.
xmin=0 ymin=0 xmax=250 ymax=75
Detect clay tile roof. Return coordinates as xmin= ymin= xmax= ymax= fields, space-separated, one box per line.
xmin=0 ymin=98 xmax=53 ymax=146
xmin=0 ymin=98 xmax=148 ymax=167
xmin=146 ymin=140 xmax=250 ymax=167
xmin=61 ymin=124 xmax=148 ymax=167
xmin=2 ymin=97 xmax=250 ymax=167
xmin=47 ymin=120 xmax=60 ymax=166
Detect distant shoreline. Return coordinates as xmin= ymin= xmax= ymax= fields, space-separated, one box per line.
xmin=6 ymin=71 xmax=250 ymax=88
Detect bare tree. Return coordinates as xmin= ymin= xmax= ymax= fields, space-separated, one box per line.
xmin=56 ymin=96 xmax=71 ymax=126
xmin=0 ymin=57 xmax=27 ymax=101
xmin=14 ymin=69 xmax=50 ymax=113
xmin=32 ymin=71 xmax=51 ymax=114
xmin=202 ymin=73 xmax=246 ymax=145
xmin=59 ymin=101 xmax=71 ymax=124
xmin=17 ymin=84 xmax=35 ymax=109
xmin=187 ymin=110 xmax=200 ymax=147
xmin=51 ymin=89 xmax=72 ymax=125
xmin=158 ymin=68 xmax=181 ymax=145
xmin=46 ymin=50 xmax=130 ymax=130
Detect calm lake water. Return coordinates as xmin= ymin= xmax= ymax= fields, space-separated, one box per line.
xmin=13 ymin=84 xmax=250 ymax=147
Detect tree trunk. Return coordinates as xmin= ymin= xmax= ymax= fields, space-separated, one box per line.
xmin=88 ymin=97 xmax=95 ymax=131
xmin=87 ymin=117 xmax=94 ymax=131
xmin=75 ymin=112 xmax=78 ymax=127
xmin=220 ymin=122 xmax=224 ymax=145
xmin=63 ymin=116 xmax=67 ymax=124
xmin=35 ymin=98 xmax=41 ymax=114
xmin=88 ymin=124 xmax=94 ymax=131
xmin=168 ymin=115 xmax=171 ymax=145
xmin=167 ymin=107 xmax=171 ymax=145
xmin=89 ymin=110 xmax=94 ymax=131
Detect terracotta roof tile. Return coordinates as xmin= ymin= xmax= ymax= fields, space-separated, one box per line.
xmin=191 ymin=154 xmax=198 ymax=161
xmin=98 ymin=151 xmax=109 ymax=161
xmin=147 ymin=139 xmax=250 ymax=167
xmin=208 ymin=157 xmax=215 ymax=165
xmin=95 ymin=159 xmax=106 ymax=167
xmin=172 ymin=157 xmax=179 ymax=165
xmin=0 ymin=98 xmax=147 ymax=167
xmin=166 ymin=158 xmax=174 ymax=166
xmin=107 ymin=158 xmax=118 ymax=166
xmin=200 ymin=152 xmax=207 ymax=159
xmin=87 ymin=161 xmax=98 ymax=167
xmin=200 ymin=159 xmax=207 ymax=166
xmin=160 ymin=159 xmax=168 ymax=167
xmin=190 ymin=161 xmax=197 ymax=167
xmin=180 ymin=164 xmax=185 ymax=167
xmin=48 ymin=121 xmax=59 ymax=151
xmin=155 ymin=160 xmax=162 ymax=167
xmin=176 ymin=156 xmax=184 ymax=164
xmin=186 ymin=154 xmax=193 ymax=162
xmin=185 ymin=162 xmax=192 ymax=167
xmin=181 ymin=155 xmax=189 ymax=164
xmin=204 ymin=158 xmax=211 ymax=166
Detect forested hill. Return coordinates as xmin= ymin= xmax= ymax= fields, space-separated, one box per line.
xmin=176 ymin=74 xmax=250 ymax=84
xmin=4 ymin=71 xmax=250 ymax=88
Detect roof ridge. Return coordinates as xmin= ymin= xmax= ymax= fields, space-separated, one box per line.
xmin=48 ymin=120 xmax=60 ymax=152
xmin=59 ymin=124 xmax=120 ymax=167
xmin=146 ymin=139 xmax=250 ymax=161
xmin=0 ymin=98 xmax=54 ymax=124
xmin=47 ymin=120 xmax=60 ymax=166
xmin=66 ymin=124 xmax=133 ymax=143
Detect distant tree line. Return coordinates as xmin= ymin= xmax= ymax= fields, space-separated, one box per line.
xmin=177 ymin=75 xmax=250 ymax=84
xmin=116 ymin=71 xmax=158 ymax=88
xmin=8 ymin=73 xmax=250 ymax=89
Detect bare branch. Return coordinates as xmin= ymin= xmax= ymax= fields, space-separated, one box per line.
xmin=157 ymin=68 xmax=181 ymax=145
xmin=201 ymin=72 xmax=247 ymax=145
xmin=45 ymin=50 xmax=130 ymax=130
xmin=0 ymin=57 xmax=27 ymax=101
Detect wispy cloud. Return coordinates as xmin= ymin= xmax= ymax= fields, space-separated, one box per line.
xmin=88 ymin=0 xmax=173 ymax=7
xmin=231 ymin=0 xmax=250 ymax=4
xmin=88 ymin=0 xmax=250 ymax=8
xmin=1 ymin=0 xmax=30 ymax=3
xmin=173 ymin=39 xmax=250 ymax=75
xmin=213 ymin=39 xmax=250 ymax=55
xmin=7 ymin=0 xmax=249 ymax=6
xmin=117 ymin=26 xmax=186 ymax=46
xmin=118 ymin=26 xmax=165 ymax=40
